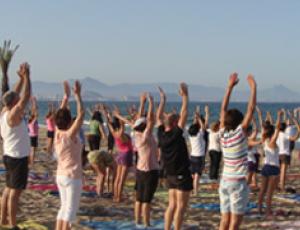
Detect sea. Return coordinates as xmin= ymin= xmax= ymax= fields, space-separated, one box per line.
xmin=36 ymin=101 xmax=300 ymax=128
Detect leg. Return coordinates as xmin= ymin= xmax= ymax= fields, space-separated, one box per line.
xmin=265 ymin=176 xmax=278 ymax=216
xmin=247 ymin=171 xmax=253 ymax=185
xmin=7 ymin=189 xmax=22 ymax=227
xmin=209 ymin=151 xmax=215 ymax=180
xmin=279 ymin=162 xmax=287 ymax=191
xmin=165 ymin=189 xmax=177 ymax=230
xmin=117 ymin=166 xmax=128 ymax=202
xmin=113 ymin=165 xmax=122 ymax=202
xmin=0 ymin=187 xmax=10 ymax=225
xmin=258 ymin=176 xmax=268 ymax=213
xmin=142 ymin=203 xmax=151 ymax=227
xmin=229 ymin=214 xmax=244 ymax=230
xmin=219 ymin=213 xmax=231 ymax=230
xmin=135 ymin=201 xmax=142 ymax=225
xmin=193 ymin=173 xmax=199 ymax=195
xmin=173 ymin=190 xmax=190 ymax=230
xmin=56 ymin=177 xmax=67 ymax=230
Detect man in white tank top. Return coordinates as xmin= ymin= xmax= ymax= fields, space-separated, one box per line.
xmin=0 ymin=63 xmax=31 ymax=229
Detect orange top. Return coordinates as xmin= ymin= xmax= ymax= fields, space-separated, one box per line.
xmin=55 ymin=130 xmax=82 ymax=179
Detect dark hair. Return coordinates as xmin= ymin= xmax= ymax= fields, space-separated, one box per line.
xmin=112 ymin=117 xmax=120 ymax=130
xmin=188 ymin=123 xmax=200 ymax=136
xmin=55 ymin=108 xmax=72 ymax=130
xmin=224 ymin=109 xmax=244 ymax=131
xmin=134 ymin=123 xmax=147 ymax=132
xmin=92 ymin=111 xmax=103 ymax=123
xmin=279 ymin=122 xmax=287 ymax=132
xmin=246 ymin=125 xmax=253 ymax=136
xmin=263 ymin=123 xmax=275 ymax=139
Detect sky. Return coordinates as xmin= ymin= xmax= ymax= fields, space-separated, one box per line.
xmin=0 ymin=0 xmax=300 ymax=90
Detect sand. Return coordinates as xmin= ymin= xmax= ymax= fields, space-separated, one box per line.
xmin=1 ymin=128 xmax=300 ymax=230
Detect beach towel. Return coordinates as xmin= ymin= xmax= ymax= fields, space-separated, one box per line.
xmin=275 ymin=194 xmax=300 ymax=204
xmin=259 ymin=220 xmax=300 ymax=229
xmin=28 ymin=184 xmax=96 ymax=192
xmin=80 ymin=220 xmax=198 ymax=230
xmin=28 ymin=171 xmax=50 ymax=181
xmin=49 ymin=190 xmax=99 ymax=198
xmin=191 ymin=202 xmax=258 ymax=213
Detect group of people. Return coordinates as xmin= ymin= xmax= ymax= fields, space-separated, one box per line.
xmin=0 ymin=62 xmax=299 ymax=230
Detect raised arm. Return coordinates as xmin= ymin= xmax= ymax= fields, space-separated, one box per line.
xmin=241 ymin=75 xmax=257 ymax=130
xmin=14 ymin=70 xmax=24 ymax=94
xmin=265 ymin=111 xmax=274 ymax=125
xmin=270 ymin=110 xmax=283 ymax=147
xmin=138 ymin=93 xmax=147 ymax=118
xmin=204 ymin=105 xmax=210 ymax=130
xmin=31 ymin=96 xmax=38 ymax=118
xmin=145 ymin=93 xmax=155 ymax=133
xmin=177 ymin=83 xmax=189 ymax=129
xmin=68 ymin=81 xmax=85 ymax=139
xmin=256 ymin=106 xmax=263 ymax=132
xmin=60 ymin=81 xmax=70 ymax=109
xmin=220 ymin=73 xmax=239 ymax=129
xmin=249 ymin=117 xmax=258 ymax=140
xmin=288 ymin=111 xmax=300 ymax=142
xmin=8 ymin=63 xmax=31 ymax=126
xmin=156 ymin=86 xmax=166 ymax=127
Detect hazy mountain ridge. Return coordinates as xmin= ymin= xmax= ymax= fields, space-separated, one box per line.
xmin=32 ymin=77 xmax=300 ymax=102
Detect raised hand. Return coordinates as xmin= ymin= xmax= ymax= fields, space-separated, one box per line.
xmin=204 ymin=105 xmax=209 ymax=114
xmin=179 ymin=82 xmax=188 ymax=97
xmin=140 ymin=92 xmax=147 ymax=102
xmin=0 ymin=40 xmax=19 ymax=73
xmin=73 ymin=81 xmax=81 ymax=96
xmin=228 ymin=72 xmax=239 ymax=88
xmin=63 ymin=81 xmax=71 ymax=98
xmin=247 ymin=74 xmax=256 ymax=89
xmin=158 ymin=86 xmax=165 ymax=98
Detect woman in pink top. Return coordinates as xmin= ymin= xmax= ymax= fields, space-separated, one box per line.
xmin=114 ymin=93 xmax=159 ymax=228
xmin=54 ymin=81 xmax=85 ymax=230
xmin=103 ymin=106 xmax=133 ymax=203
xmin=45 ymin=102 xmax=56 ymax=155
xmin=28 ymin=96 xmax=39 ymax=165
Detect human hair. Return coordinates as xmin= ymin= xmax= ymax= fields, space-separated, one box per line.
xmin=262 ymin=123 xmax=275 ymax=139
xmin=91 ymin=111 xmax=103 ymax=123
xmin=55 ymin=108 xmax=72 ymax=130
xmin=210 ymin=121 xmax=220 ymax=132
xmin=112 ymin=117 xmax=120 ymax=130
xmin=188 ymin=123 xmax=200 ymax=136
xmin=2 ymin=91 xmax=19 ymax=108
xmin=134 ymin=123 xmax=147 ymax=133
xmin=224 ymin=109 xmax=244 ymax=131
xmin=279 ymin=122 xmax=287 ymax=132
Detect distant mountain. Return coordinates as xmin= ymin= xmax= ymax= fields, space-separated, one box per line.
xmin=32 ymin=77 xmax=300 ymax=102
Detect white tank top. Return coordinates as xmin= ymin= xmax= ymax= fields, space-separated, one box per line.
xmin=0 ymin=111 xmax=30 ymax=158
xmin=264 ymin=141 xmax=279 ymax=167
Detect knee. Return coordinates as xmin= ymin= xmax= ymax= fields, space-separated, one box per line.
xmin=167 ymin=202 xmax=177 ymax=212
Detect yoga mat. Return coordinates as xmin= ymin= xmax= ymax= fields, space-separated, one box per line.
xmin=191 ymin=202 xmax=258 ymax=213
xmin=49 ymin=191 xmax=99 ymax=198
xmin=18 ymin=220 xmax=48 ymax=230
xmin=275 ymin=194 xmax=300 ymax=204
xmin=81 ymin=220 xmax=198 ymax=230
xmin=260 ymin=220 xmax=300 ymax=229
xmin=28 ymin=171 xmax=50 ymax=181
xmin=28 ymin=184 xmax=96 ymax=192
xmin=0 ymin=168 xmax=6 ymax=175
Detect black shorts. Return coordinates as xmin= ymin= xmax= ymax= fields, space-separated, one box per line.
xmin=190 ymin=156 xmax=205 ymax=175
xmin=88 ymin=135 xmax=101 ymax=151
xmin=47 ymin=131 xmax=55 ymax=139
xmin=279 ymin=155 xmax=291 ymax=165
xmin=159 ymin=161 xmax=167 ymax=179
xmin=3 ymin=156 xmax=29 ymax=190
xmin=136 ymin=170 xmax=159 ymax=203
xmin=30 ymin=136 xmax=38 ymax=148
xmin=166 ymin=173 xmax=193 ymax=191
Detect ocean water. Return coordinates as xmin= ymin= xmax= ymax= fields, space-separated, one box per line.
xmin=36 ymin=101 xmax=299 ymax=126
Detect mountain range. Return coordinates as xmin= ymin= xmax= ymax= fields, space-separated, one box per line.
xmin=31 ymin=77 xmax=300 ymax=102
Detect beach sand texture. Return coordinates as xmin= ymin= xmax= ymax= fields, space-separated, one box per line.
xmin=1 ymin=128 xmax=300 ymax=230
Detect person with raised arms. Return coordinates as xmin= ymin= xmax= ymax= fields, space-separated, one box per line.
xmin=156 ymin=83 xmax=192 ymax=230
xmin=219 ymin=73 xmax=256 ymax=230
xmin=54 ymin=81 xmax=84 ymax=230
xmin=0 ymin=63 xmax=31 ymax=230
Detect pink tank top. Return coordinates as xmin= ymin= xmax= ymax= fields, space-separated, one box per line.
xmin=46 ymin=118 xmax=55 ymax=132
xmin=55 ymin=130 xmax=83 ymax=179
xmin=28 ymin=120 xmax=39 ymax=137
xmin=115 ymin=134 xmax=133 ymax=153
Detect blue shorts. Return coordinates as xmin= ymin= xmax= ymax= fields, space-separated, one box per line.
xmin=219 ymin=179 xmax=249 ymax=214
xmin=261 ymin=165 xmax=280 ymax=177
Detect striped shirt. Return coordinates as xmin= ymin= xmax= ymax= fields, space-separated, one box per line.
xmin=220 ymin=125 xmax=248 ymax=181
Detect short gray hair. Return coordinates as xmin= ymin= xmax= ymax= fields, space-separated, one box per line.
xmin=2 ymin=91 xmax=19 ymax=107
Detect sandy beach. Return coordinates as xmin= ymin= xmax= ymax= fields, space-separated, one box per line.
xmin=1 ymin=127 xmax=300 ymax=230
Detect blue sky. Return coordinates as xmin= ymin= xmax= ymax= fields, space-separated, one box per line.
xmin=1 ymin=0 xmax=300 ymax=90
